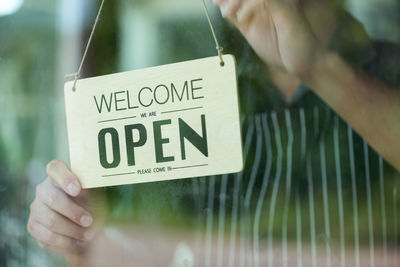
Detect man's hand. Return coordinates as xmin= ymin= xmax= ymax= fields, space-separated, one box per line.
xmin=214 ymin=1 xmax=400 ymax=172
xmin=214 ymin=0 xmax=325 ymax=78
xmin=27 ymin=160 xmax=104 ymax=255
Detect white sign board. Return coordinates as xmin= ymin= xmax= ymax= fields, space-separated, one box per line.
xmin=64 ymin=55 xmax=243 ymax=188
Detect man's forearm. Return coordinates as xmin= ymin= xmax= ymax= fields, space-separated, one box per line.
xmin=303 ymin=49 xmax=400 ymax=171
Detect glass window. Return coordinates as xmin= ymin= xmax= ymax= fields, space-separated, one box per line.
xmin=1 ymin=0 xmax=399 ymax=266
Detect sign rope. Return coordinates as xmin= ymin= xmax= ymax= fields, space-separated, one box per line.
xmin=66 ymin=0 xmax=106 ymax=92
xmin=201 ymin=0 xmax=225 ymax=66
xmin=66 ymin=0 xmax=224 ymax=92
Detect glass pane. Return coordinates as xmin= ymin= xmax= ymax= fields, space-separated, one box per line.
xmin=1 ymin=0 xmax=399 ymax=266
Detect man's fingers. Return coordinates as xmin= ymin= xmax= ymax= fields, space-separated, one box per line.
xmin=220 ymin=0 xmax=241 ymax=18
xmin=236 ymin=0 xmax=265 ymax=24
xmin=36 ymin=180 xmax=93 ymax=227
xmin=215 ymin=0 xmax=266 ymax=30
xmin=46 ymin=159 xmax=81 ymax=197
xmin=38 ymin=242 xmax=76 ymax=254
xmin=30 ymin=200 xmax=95 ymax=241
xmin=28 ymin=218 xmax=82 ymax=254
xmin=38 ymin=241 xmax=88 ymax=255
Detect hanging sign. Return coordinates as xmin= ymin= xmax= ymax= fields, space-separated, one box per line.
xmin=64 ymin=55 xmax=243 ymax=188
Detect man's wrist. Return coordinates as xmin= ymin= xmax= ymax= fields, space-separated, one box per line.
xmin=300 ymin=47 xmax=330 ymax=83
xmin=299 ymin=48 xmax=347 ymax=93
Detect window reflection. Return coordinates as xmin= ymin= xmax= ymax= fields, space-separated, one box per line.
xmin=0 ymin=0 xmax=399 ymax=266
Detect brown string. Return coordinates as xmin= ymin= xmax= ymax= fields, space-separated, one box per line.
xmin=66 ymin=0 xmax=105 ymax=92
xmin=66 ymin=0 xmax=224 ymax=92
xmin=201 ymin=0 xmax=225 ymax=66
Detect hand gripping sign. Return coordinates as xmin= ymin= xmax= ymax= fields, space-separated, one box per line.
xmin=64 ymin=55 xmax=243 ymax=188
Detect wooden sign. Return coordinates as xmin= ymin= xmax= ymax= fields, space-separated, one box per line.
xmin=64 ymin=55 xmax=243 ymax=188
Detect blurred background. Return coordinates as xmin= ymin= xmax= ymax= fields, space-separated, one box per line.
xmin=0 ymin=0 xmax=399 ymax=266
